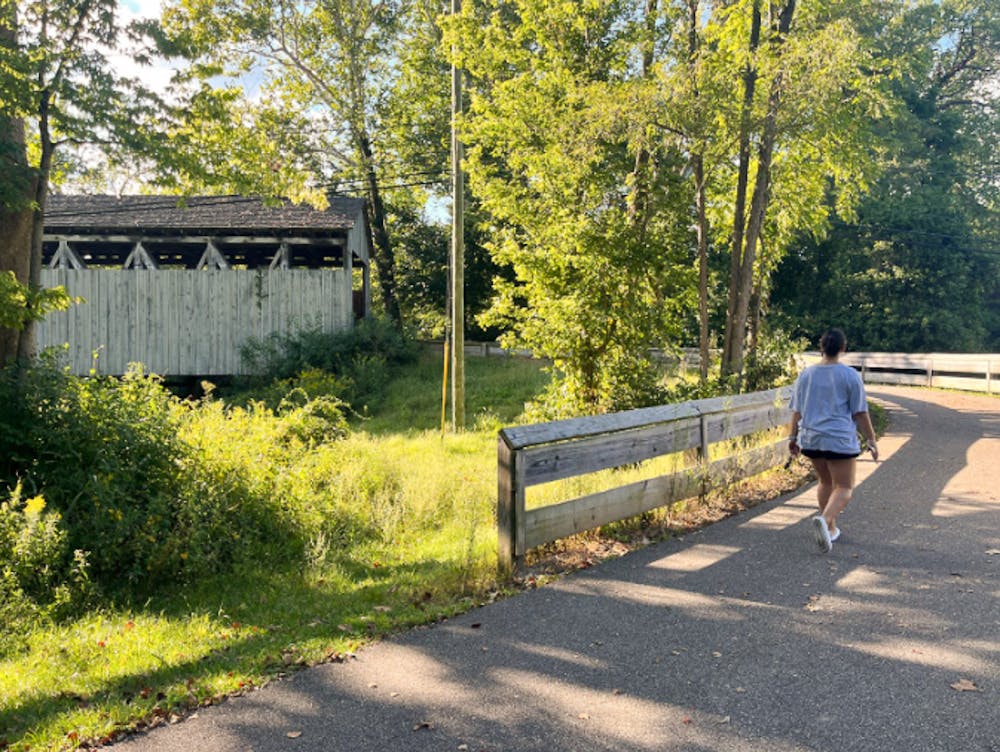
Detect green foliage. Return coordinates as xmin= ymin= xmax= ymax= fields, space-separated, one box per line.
xmin=0 ymin=272 xmax=74 ymax=330
xmin=239 ymin=317 xmax=418 ymax=408
xmin=1 ymin=0 xmax=168 ymax=184
xmin=449 ymin=0 xmax=697 ymax=415
xmin=770 ymin=0 xmax=1000 ymax=352
xmin=0 ymin=355 xmax=359 ymax=596
xmin=1 ymin=358 xmax=194 ymax=588
xmin=743 ymin=328 xmax=807 ymax=392
xmin=0 ymin=484 xmax=90 ymax=656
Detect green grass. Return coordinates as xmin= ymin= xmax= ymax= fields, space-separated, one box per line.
xmin=355 ymin=348 xmax=550 ymax=433
xmin=0 ymin=353 xmax=550 ymax=752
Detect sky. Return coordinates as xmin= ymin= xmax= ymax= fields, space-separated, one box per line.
xmin=113 ymin=0 xmax=175 ymax=93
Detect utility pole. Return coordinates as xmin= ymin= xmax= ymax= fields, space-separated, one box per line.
xmin=450 ymin=0 xmax=465 ymax=431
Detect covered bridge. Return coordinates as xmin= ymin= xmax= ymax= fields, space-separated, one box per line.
xmin=36 ymin=194 xmax=372 ymax=377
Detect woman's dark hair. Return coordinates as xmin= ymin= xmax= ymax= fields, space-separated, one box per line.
xmin=820 ymin=328 xmax=847 ymax=358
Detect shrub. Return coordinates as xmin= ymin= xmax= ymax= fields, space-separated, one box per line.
xmin=3 ymin=360 xmax=197 ymax=588
xmin=743 ymin=329 xmax=806 ymax=392
xmin=0 ymin=484 xmax=90 ymax=656
xmin=0 ymin=357 xmax=353 ymax=596
xmin=239 ymin=317 xmax=418 ymax=407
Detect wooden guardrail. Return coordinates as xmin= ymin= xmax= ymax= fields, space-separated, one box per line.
xmin=803 ymin=352 xmax=999 ymax=394
xmin=497 ymin=387 xmax=792 ymax=573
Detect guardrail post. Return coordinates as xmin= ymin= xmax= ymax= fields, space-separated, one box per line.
xmin=497 ymin=433 xmax=523 ymax=576
xmin=927 ymin=358 xmax=934 ymax=387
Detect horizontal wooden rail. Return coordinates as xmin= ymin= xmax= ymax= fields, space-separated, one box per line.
xmin=497 ymin=387 xmax=792 ymax=573
xmin=802 ymin=351 xmax=999 ymax=394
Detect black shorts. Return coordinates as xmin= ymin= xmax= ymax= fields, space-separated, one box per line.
xmin=801 ymin=448 xmax=860 ymax=460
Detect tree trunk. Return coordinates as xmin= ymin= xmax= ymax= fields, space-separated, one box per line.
xmin=694 ymin=154 xmax=710 ymax=383
xmin=15 ymin=87 xmax=58 ymax=362
xmin=686 ymin=0 xmax=711 ymax=383
xmin=0 ymin=103 xmax=36 ymax=366
xmin=627 ymin=0 xmax=658 ymax=235
xmin=721 ymin=0 xmax=795 ymax=382
xmin=357 ymin=130 xmax=403 ymax=328
xmin=721 ymin=0 xmax=762 ymax=379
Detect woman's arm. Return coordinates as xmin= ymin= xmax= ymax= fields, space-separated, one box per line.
xmin=854 ymin=411 xmax=879 ymax=461
xmin=788 ymin=410 xmax=801 ymax=456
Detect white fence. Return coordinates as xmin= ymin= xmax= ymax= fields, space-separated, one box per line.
xmin=37 ymin=269 xmax=355 ymax=376
xmin=803 ymin=352 xmax=999 ymax=394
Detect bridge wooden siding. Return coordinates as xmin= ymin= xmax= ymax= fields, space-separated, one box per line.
xmin=36 ymin=268 xmax=353 ymax=376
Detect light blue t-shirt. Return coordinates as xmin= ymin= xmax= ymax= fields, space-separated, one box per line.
xmin=789 ymin=363 xmax=868 ymax=454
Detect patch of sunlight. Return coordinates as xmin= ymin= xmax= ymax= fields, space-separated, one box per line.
xmin=834 ymin=567 xmax=898 ymax=597
xmin=647 ymin=544 xmax=742 ymax=573
xmin=555 ymin=580 xmax=743 ymax=622
xmin=932 ymin=494 xmax=999 ymax=518
xmin=738 ymin=499 xmax=815 ymax=531
xmin=334 ymin=642 xmax=478 ymax=707
xmin=496 ymin=641 xmax=609 ymax=670
xmin=841 ymin=638 xmax=994 ymax=674
xmin=487 ymin=667 xmax=696 ymax=749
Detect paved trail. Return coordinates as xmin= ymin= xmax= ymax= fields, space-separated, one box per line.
xmin=111 ymin=386 xmax=1000 ymax=752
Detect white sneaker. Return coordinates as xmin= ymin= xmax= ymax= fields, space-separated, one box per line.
xmin=829 ymin=527 xmax=841 ymax=542
xmin=812 ymin=516 xmax=832 ymax=553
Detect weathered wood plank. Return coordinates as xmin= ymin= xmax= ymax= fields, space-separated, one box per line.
xmin=519 ymin=417 xmax=703 ymax=487
xmin=497 ymin=436 xmax=518 ymax=574
xmin=523 ymin=439 xmax=787 ymax=548
xmin=501 ymin=387 xmax=789 ymax=451
xmin=703 ymin=404 xmax=791 ymax=445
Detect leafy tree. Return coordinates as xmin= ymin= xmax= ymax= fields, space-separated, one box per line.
xmin=770 ymin=0 xmax=1000 ymax=351
xmin=446 ymin=0 xmax=697 ymax=414
xmin=0 ymin=0 xmax=161 ymax=364
xmin=158 ymin=0 xmax=414 ymax=326
xmin=676 ymin=0 xmax=887 ymax=381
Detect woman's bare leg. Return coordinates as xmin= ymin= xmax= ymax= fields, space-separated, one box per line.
xmin=821 ymin=458 xmax=857 ymax=537
xmin=810 ymin=458 xmax=834 ymax=515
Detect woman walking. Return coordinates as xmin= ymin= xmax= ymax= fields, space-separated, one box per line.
xmin=788 ymin=328 xmax=878 ymax=552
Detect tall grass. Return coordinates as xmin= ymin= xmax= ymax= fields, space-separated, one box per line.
xmin=0 ymin=348 xmax=550 ymax=752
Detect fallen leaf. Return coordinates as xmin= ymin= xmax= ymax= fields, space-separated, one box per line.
xmin=682 ymin=717 xmax=693 ymax=725
xmin=413 ymin=721 xmax=433 ymax=731
xmin=373 ymin=605 xmax=392 ymax=612
xmin=578 ymin=713 xmax=590 ymax=720
xmin=950 ymin=679 xmax=981 ymax=692
xmin=286 ymin=730 xmax=303 ymax=738
xmin=985 ymin=549 xmax=1000 ymax=556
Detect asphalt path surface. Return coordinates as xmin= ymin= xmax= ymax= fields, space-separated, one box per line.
xmin=110 ymin=386 xmax=1000 ymax=752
